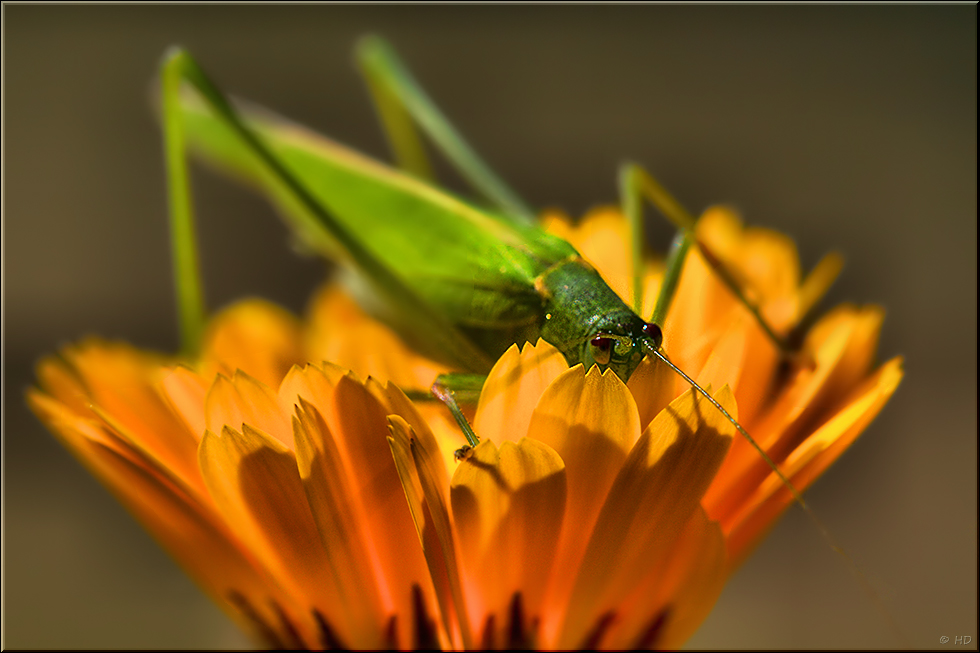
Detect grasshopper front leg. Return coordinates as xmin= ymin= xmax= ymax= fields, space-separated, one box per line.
xmin=430 ymin=373 xmax=486 ymax=460
xmin=618 ymin=161 xmax=841 ymax=355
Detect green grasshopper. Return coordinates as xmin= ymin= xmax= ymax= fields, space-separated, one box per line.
xmin=160 ymin=36 xmax=825 ymax=485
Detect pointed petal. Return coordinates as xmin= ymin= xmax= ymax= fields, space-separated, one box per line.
xmin=725 ymin=357 xmax=903 ymax=567
xmin=557 ymin=386 xmax=735 ymax=648
xmin=304 ymin=283 xmax=448 ymax=391
xmin=705 ymin=305 xmax=884 ymax=523
xmin=200 ymin=299 xmax=304 ymax=389
xmin=473 ymin=340 xmax=568 ymax=445
xmin=277 ymin=362 xmax=345 ymax=425
xmin=56 ymin=341 xmax=202 ymax=491
xmin=160 ymin=365 xmax=210 ymax=442
xmin=529 ymin=365 xmax=639 ymax=500
xmin=726 ymin=221 xmax=800 ymax=326
xmin=388 ymin=416 xmax=471 ymax=649
xmin=661 ymin=247 xmax=734 ymax=377
xmin=206 ymin=370 xmax=293 ymax=449
xmin=695 ymin=311 xmax=780 ymax=427
xmin=696 ymin=206 xmax=801 ymax=329
xmin=34 ymin=353 xmax=89 ymax=416
xmin=370 ymin=379 xmax=450 ymax=492
xmin=627 ymin=354 xmax=679 ymax=434
xmin=28 ymin=390 xmax=294 ymax=646
xmin=665 ymin=206 xmax=803 ymax=378
xmin=797 ymin=251 xmax=845 ymax=319
xmin=282 ymin=366 xmax=439 ymax=644
xmin=451 ymin=438 xmax=566 ymax=643
xmin=530 ymin=365 xmax=640 ymax=645
xmin=292 ymin=399 xmax=387 ymax=647
xmin=198 ymin=424 xmax=342 ymax=646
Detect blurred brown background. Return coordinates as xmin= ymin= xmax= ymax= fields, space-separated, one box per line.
xmin=4 ymin=5 xmax=976 ymax=649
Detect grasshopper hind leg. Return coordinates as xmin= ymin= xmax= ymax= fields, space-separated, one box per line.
xmin=161 ymin=48 xmax=208 ymax=355
xmin=355 ymin=35 xmax=536 ymax=224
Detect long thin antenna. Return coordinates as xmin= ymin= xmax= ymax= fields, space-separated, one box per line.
xmin=649 ymin=347 xmax=812 ymax=516
xmin=647 ymin=344 xmax=907 ymax=645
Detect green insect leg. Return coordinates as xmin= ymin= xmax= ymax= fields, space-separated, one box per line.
xmin=160 ymin=47 xmax=495 ymax=374
xmin=619 ymin=162 xmax=793 ymax=354
xmin=355 ymin=35 xmax=535 ymax=224
xmin=620 ymin=164 xmax=837 ymax=558
xmin=356 ymin=38 xmax=434 ymax=184
xmin=161 ymin=50 xmax=208 ymax=355
xmin=430 ymin=373 xmax=487 ymax=457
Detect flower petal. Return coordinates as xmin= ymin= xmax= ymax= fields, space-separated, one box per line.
xmin=725 ymin=356 xmax=904 ymax=566
xmin=660 ymin=247 xmax=734 ymax=379
xmin=279 ymin=365 xmax=439 ymax=645
xmin=34 ymin=352 xmax=90 ymax=416
xmin=627 ymin=354 xmax=680 ymax=434
xmin=160 ymin=364 xmax=210 ymax=442
xmin=206 ymin=370 xmax=293 ymax=449
xmin=388 ymin=416 xmax=471 ymax=649
xmin=473 ymin=340 xmax=568 ymax=445
xmin=664 ymin=206 xmax=803 ymax=381
xmin=529 ymin=365 xmax=639 ymax=501
xmin=704 ymin=304 xmax=884 ymax=523
xmin=28 ymin=390 xmax=293 ymax=647
xmin=604 ymin=507 xmax=727 ymax=650
xmin=529 ymin=365 xmax=641 ymax=646
xmin=54 ymin=341 xmax=203 ymax=492
xmin=556 ymin=386 xmax=735 ymax=649
xmin=201 ymin=299 xmax=305 ymax=389
xmin=198 ymin=424 xmax=341 ymax=647
xmin=797 ymin=251 xmax=845 ymax=319
xmin=696 ymin=206 xmax=801 ymax=328
xmin=450 ymin=438 xmax=566 ymax=646
xmin=370 ymin=379 xmax=451 ymax=493
xmin=304 ymin=283 xmax=448 ymax=391
xmin=292 ymin=398 xmax=387 ymax=647
xmin=695 ymin=311 xmax=780 ymax=427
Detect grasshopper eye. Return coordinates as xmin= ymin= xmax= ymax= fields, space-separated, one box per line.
xmin=590 ymin=336 xmax=614 ymax=365
xmin=641 ymin=322 xmax=663 ymax=348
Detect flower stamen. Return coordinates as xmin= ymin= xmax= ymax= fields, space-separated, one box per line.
xmin=313 ymin=608 xmax=347 ymax=650
xmin=227 ymin=591 xmax=286 ymax=650
xmin=273 ymin=600 xmax=305 ymax=650
xmin=631 ymin=607 xmax=672 ymax=650
xmin=506 ymin=592 xmax=534 ymax=650
xmin=411 ymin=583 xmax=440 ymax=650
xmin=579 ymin=611 xmax=617 ymax=650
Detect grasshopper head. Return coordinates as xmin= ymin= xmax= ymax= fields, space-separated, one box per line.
xmin=584 ymin=320 xmax=664 ymax=382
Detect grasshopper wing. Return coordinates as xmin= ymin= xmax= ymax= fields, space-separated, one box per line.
xmin=177 ymin=91 xmax=576 ymax=371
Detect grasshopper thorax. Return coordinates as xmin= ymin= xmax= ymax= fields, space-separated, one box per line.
xmin=536 ymin=257 xmax=663 ymax=382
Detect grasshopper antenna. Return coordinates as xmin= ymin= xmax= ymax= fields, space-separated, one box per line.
xmin=644 ymin=343 xmax=813 ymax=516
xmin=642 ymin=340 xmax=908 ymax=646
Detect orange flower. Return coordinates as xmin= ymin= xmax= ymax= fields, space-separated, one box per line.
xmin=28 ymin=289 xmax=453 ymax=649
xmin=28 ymin=206 xmax=901 ymax=649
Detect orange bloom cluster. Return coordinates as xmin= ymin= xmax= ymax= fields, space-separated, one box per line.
xmin=29 ymin=207 xmax=902 ymax=649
